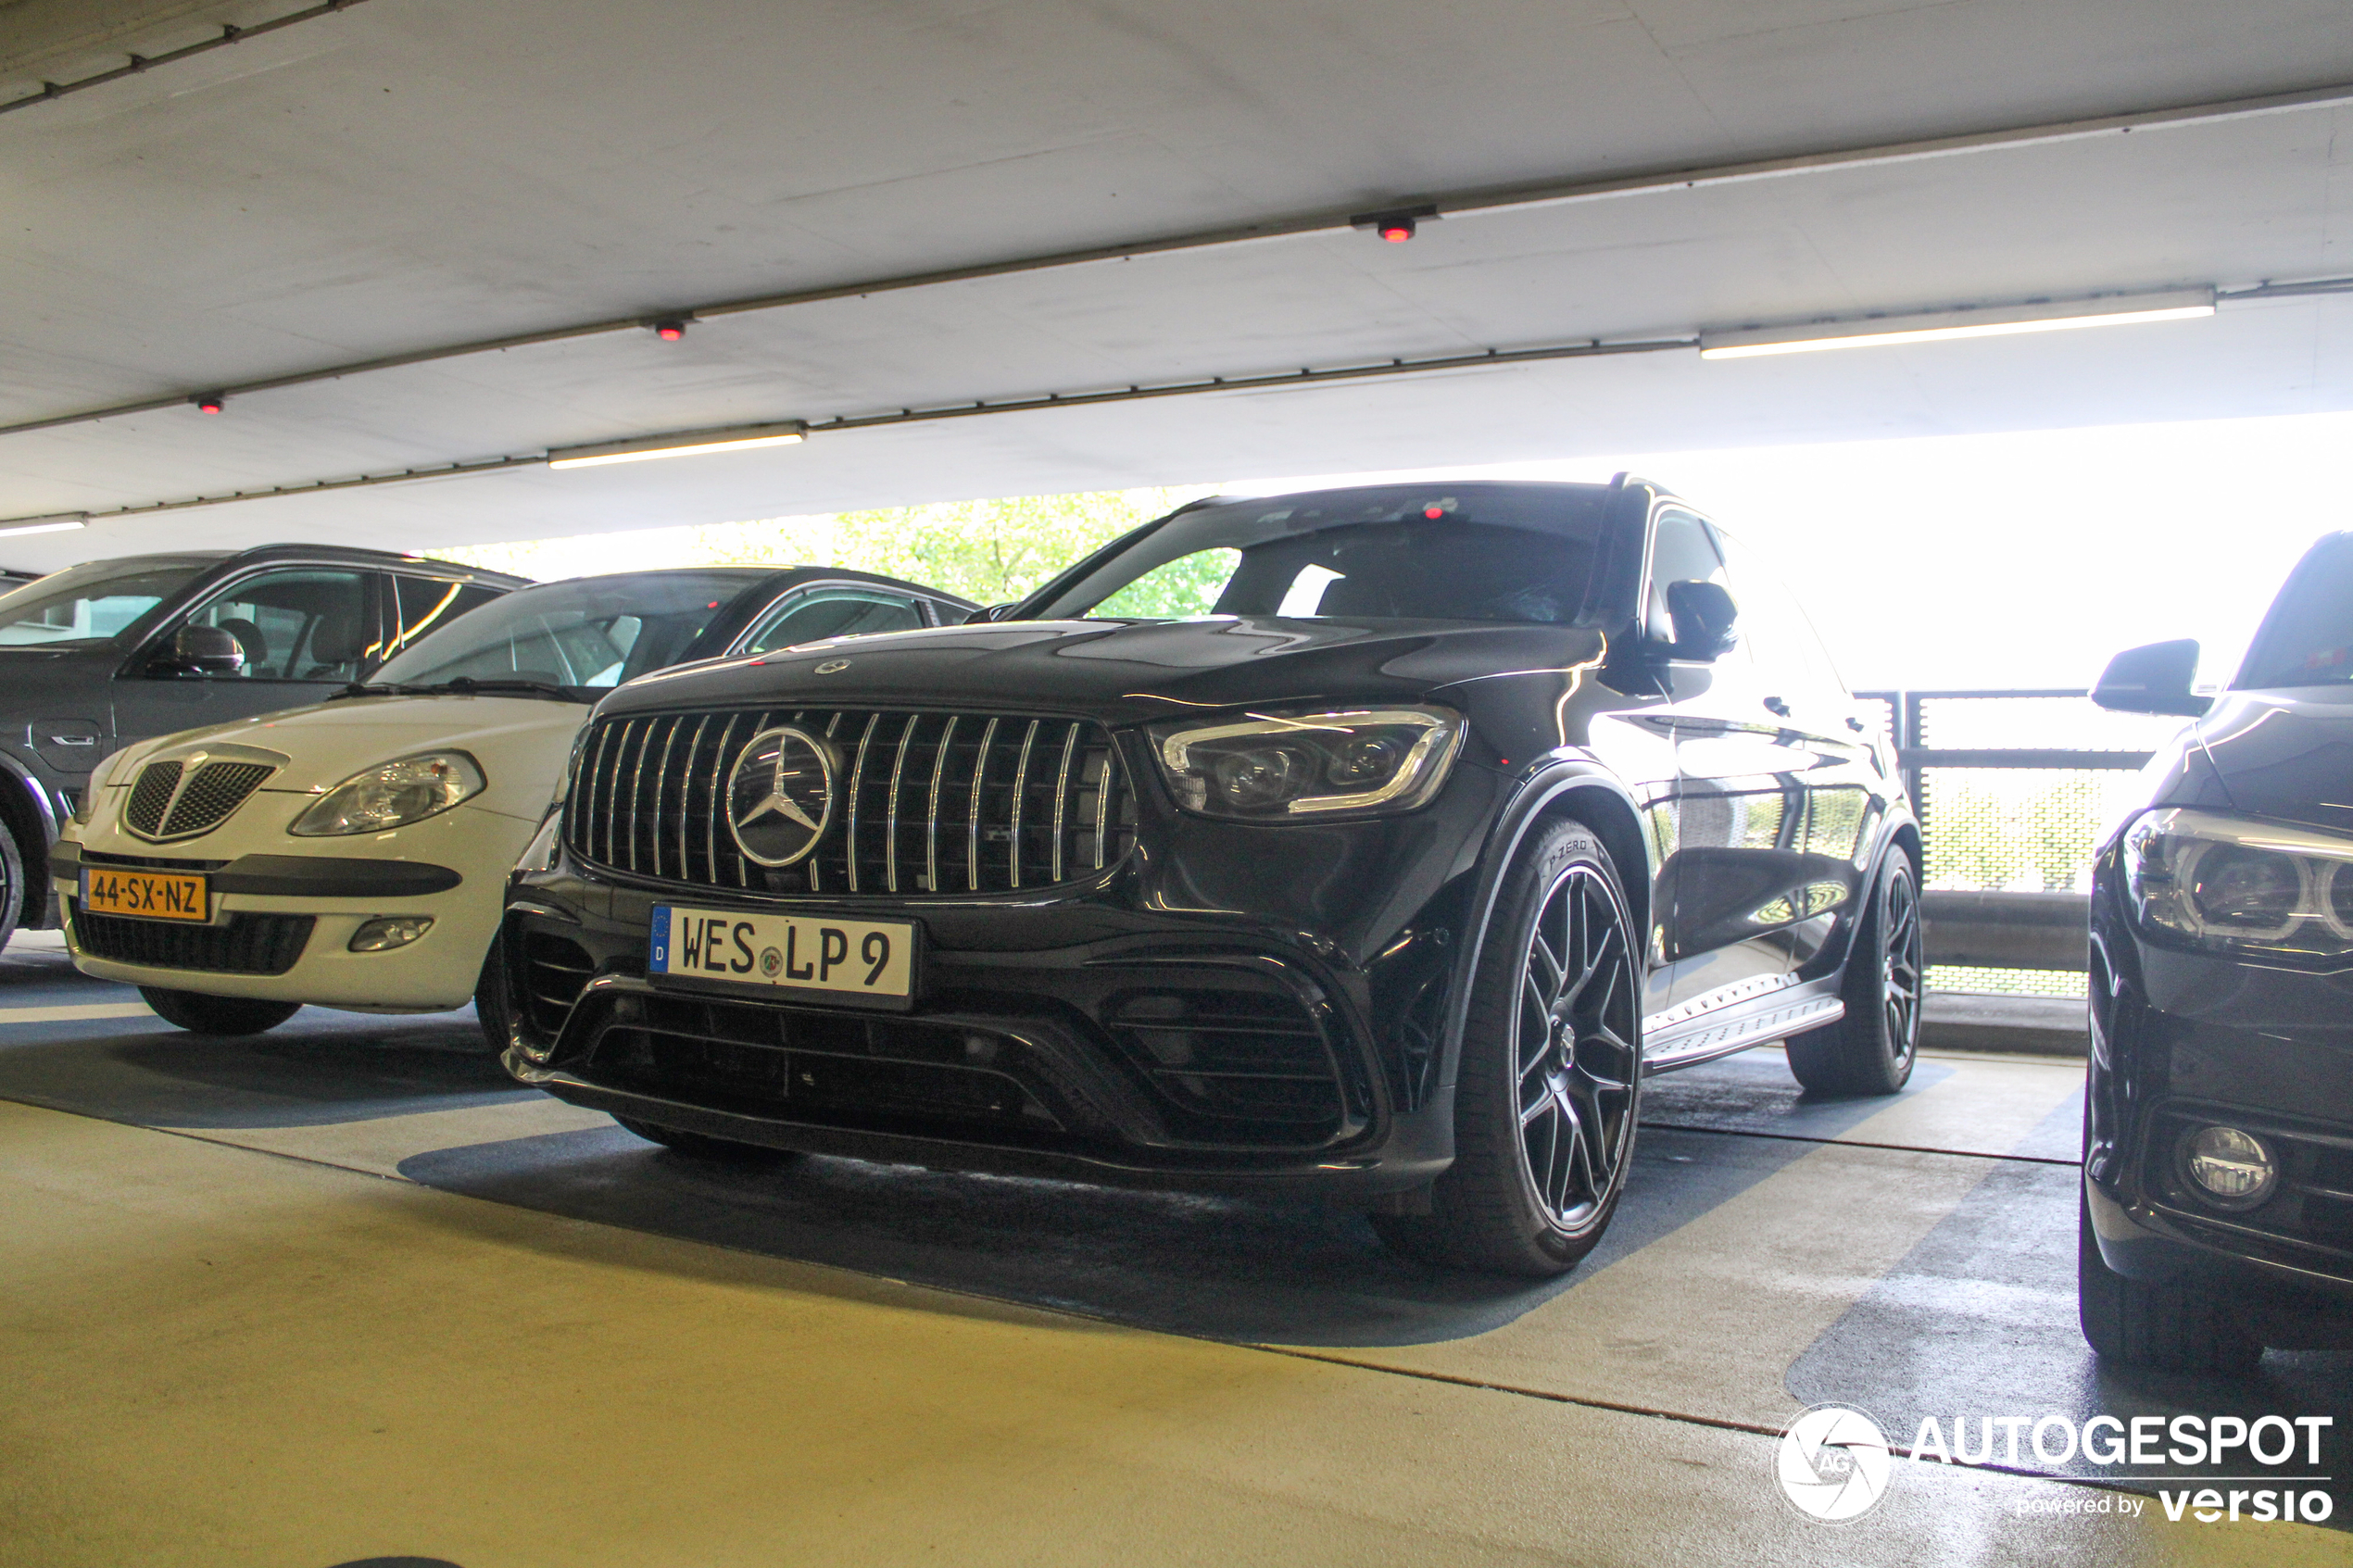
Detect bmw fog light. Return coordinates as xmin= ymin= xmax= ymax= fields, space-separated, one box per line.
xmin=2181 ymin=1125 xmax=2277 ymax=1207
xmin=350 ymin=915 xmax=434 ymax=953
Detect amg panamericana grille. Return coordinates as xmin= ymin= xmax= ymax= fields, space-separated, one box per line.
xmin=563 ymin=709 xmax=1136 ymax=896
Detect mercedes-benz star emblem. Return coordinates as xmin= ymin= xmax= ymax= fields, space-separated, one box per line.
xmin=725 ymin=725 xmax=837 ymax=866
xmin=812 ymin=659 xmax=851 ymax=674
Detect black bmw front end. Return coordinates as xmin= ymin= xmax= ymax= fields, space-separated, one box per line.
xmin=2082 ymin=539 xmax=2353 ymax=1362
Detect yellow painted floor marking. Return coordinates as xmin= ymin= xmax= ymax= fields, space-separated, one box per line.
xmin=0 ymin=1001 xmax=154 ymax=1023
xmin=160 ymin=1097 xmax=617 ymax=1179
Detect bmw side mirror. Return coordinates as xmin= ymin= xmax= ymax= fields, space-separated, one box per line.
xmin=965 ymin=603 xmax=1019 ymax=624
xmin=2093 ymin=638 xmax=2209 ymax=716
xmin=149 ymin=623 xmax=245 ymax=678
xmin=1665 ymin=580 xmax=1740 ymax=662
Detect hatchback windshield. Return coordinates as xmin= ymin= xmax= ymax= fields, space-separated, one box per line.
xmin=374 ymin=570 xmax=768 ymax=688
xmin=2238 ymin=535 xmax=2353 ymax=688
xmin=1024 ymin=483 xmax=1609 ymax=625
xmin=0 ymin=558 xmax=210 ymax=648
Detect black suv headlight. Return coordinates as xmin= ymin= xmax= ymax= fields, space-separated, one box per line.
xmin=2121 ymin=807 xmax=2353 ymax=961
xmin=1147 ymin=705 xmax=1465 ymax=821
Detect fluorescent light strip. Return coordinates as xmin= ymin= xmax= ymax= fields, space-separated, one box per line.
xmin=0 ymin=518 xmax=87 ymax=539
xmin=1698 ymin=289 xmax=2216 ymax=360
xmin=547 ymin=420 xmax=808 ymax=470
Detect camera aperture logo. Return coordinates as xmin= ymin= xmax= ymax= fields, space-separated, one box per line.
xmin=1778 ymin=1404 xmax=1894 ymax=1523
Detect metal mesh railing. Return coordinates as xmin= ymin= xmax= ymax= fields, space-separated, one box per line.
xmin=1856 ymin=689 xmax=2188 ymax=997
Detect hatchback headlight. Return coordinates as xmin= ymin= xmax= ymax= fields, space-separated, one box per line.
xmin=71 ymin=747 xmax=136 ymax=826
xmin=1148 ymin=706 xmax=1465 ymax=820
xmin=290 ymin=752 xmax=485 ymax=836
xmin=2121 ymin=807 xmax=2353 ymax=960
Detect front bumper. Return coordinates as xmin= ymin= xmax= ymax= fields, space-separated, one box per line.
xmin=56 ymin=806 xmax=534 ymax=1010
xmin=2085 ymin=865 xmax=2353 ymax=1328
xmin=499 ymin=808 xmax=1488 ymax=1199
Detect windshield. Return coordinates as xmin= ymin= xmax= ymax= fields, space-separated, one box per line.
xmin=1024 ymin=483 xmax=1609 ymax=625
xmin=2237 ymin=535 xmax=2353 ymax=689
xmin=373 ymin=570 xmax=767 ymax=688
xmin=0 ymin=558 xmax=210 ymax=648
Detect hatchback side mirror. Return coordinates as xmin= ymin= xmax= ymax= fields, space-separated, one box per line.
xmin=2093 ymin=638 xmax=2208 ymax=716
xmin=1665 ymin=580 xmax=1740 ymax=662
xmin=149 ymin=623 xmax=245 ymax=678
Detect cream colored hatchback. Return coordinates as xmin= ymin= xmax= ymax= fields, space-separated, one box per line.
xmin=57 ymin=566 xmax=972 ymax=1037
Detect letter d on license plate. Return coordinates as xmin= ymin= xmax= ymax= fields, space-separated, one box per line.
xmin=649 ymin=906 xmax=916 ymax=1003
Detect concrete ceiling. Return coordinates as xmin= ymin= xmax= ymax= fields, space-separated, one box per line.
xmin=2 ymin=0 xmax=2350 ymax=571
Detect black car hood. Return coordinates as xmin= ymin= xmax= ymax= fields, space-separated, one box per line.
xmin=2187 ymin=687 xmax=2353 ymax=835
xmin=601 ymin=616 xmax=1610 ymax=726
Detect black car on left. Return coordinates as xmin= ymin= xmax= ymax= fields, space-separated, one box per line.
xmin=498 ymin=479 xmax=1921 ymax=1275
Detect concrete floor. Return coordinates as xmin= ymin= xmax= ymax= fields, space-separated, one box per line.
xmin=0 ymin=932 xmax=2341 ymax=1567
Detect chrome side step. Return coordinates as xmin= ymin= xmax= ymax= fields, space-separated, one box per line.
xmin=1642 ymin=994 xmax=1845 ymax=1073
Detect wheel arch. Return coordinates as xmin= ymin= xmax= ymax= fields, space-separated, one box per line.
xmin=1430 ymin=760 xmax=1649 ymax=1103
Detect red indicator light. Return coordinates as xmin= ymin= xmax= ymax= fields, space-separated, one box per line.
xmin=191 ymin=395 xmax=223 ymax=414
xmin=651 ymin=318 xmax=689 ymax=342
xmin=1423 ymin=504 xmax=1444 ymax=520
xmin=1381 ymin=221 xmax=1415 ymax=243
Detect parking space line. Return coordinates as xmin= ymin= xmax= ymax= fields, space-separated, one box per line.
xmin=0 ymin=1002 xmax=154 ymax=1023
xmin=157 ymin=1098 xmax=618 ymax=1180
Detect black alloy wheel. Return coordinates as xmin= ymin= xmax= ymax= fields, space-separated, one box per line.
xmin=140 ymin=986 xmax=301 ymax=1035
xmin=1375 ymin=820 xmax=1643 ymax=1276
xmin=1786 ymin=853 xmax=1924 ymax=1097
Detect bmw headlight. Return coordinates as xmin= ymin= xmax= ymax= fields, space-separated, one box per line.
xmin=290 ymin=751 xmax=485 ymax=836
xmin=1148 ymin=706 xmax=1465 ymax=820
xmin=2121 ymin=808 xmax=2353 ymax=960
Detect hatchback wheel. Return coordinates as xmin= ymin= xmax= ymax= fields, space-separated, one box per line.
xmin=1785 ymin=852 xmax=1923 ymax=1097
xmin=1376 ymin=820 xmax=1643 ymax=1276
xmin=140 ymin=987 xmax=301 ymax=1035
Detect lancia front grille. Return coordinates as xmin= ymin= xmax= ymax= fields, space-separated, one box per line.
xmin=563 ymin=709 xmax=1137 ymax=896
xmin=124 ymin=759 xmax=276 ymax=841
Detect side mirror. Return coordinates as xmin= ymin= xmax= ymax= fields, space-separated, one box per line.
xmin=965 ymin=603 xmax=1019 ymax=625
xmin=149 ymin=623 xmax=245 ymax=678
xmin=2093 ymin=638 xmax=2208 ymax=716
xmin=1665 ymin=580 xmax=1740 ymax=662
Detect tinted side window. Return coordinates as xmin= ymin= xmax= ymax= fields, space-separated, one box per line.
xmin=1645 ymin=510 xmax=1730 ymax=644
xmin=390 ymin=578 xmax=501 ymax=660
xmin=181 ymin=569 xmax=375 ymax=682
xmin=1715 ymin=529 xmax=1847 ymax=698
xmin=737 ymin=589 xmax=923 ymax=654
xmin=2236 ymin=535 xmax=2353 ymax=689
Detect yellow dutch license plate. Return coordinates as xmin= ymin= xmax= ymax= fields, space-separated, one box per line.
xmin=650 ymin=905 xmax=916 ymax=1004
xmin=80 ymin=867 xmax=209 ymax=922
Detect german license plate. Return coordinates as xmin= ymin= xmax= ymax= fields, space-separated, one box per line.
xmin=80 ymin=867 xmax=208 ymax=922
xmin=649 ymin=905 xmax=916 ymax=1002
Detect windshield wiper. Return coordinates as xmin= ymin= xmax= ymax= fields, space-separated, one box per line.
xmin=330 ymin=677 xmax=594 ymax=704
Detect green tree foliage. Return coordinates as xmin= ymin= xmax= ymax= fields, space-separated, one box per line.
xmin=431 ymin=487 xmax=1214 ymax=608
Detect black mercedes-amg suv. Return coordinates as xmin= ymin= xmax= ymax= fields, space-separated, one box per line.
xmin=499 ymin=480 xmax=1920 ymax=1274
